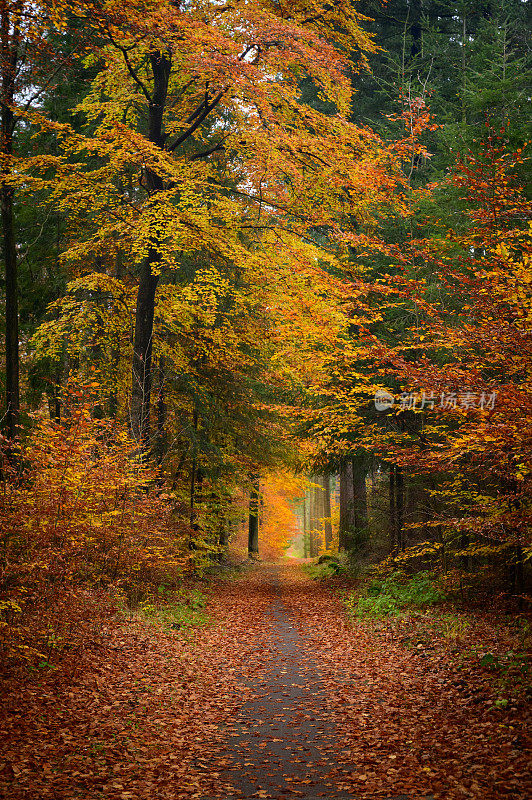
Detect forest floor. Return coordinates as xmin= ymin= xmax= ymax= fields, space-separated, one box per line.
xmin=1 ymin=561 xmax=531 ymax=800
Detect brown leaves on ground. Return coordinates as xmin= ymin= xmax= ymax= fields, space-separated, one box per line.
xmin=281 ymin=565 xmax=532 ymax=799
xmin=0 ymin=574 xmax=275 ymax=800
xmin=1 ymin=564 xmax=531 ymax=800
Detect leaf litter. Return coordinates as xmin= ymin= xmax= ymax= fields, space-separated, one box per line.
xmin=1 ymin=563 xmax=530 ymax=799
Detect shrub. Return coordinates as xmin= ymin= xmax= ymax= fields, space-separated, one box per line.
xmin=137 ymin=588 xmax=209 ymax=630
xmin=0 ymin=386 xmax=190 ymax=672
xmin=304 ymin=557 xmax=343 ymax=580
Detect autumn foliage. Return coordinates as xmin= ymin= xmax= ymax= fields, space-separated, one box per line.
xmin=0 ymin=384 xmax=189 ymax=671
xmin=0 ymin=4 xmax=531 ymax=799
xmin=292 ymin=102 xmax=532 ymax=595
xmin=362 ymin=133 xmax=532 ymax=587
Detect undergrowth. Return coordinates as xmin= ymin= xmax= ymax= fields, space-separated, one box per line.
xmin=347 ymin=571 xmax=444 ymax=618
xmin=303 ymin=554 xmax=349 ymax=581
xmin=348 ymin=573 xmax=531 ymax=703
xmin=0 ymin=387 xmax=191 ymax=675
xmin=134 ymin=586 xmax=210 ymax=631
xmin=304 ymin=562 xmax=340 ymax=580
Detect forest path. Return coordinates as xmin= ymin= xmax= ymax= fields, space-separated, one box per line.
xmin=218 ymin=562 xmax=361 ymax=800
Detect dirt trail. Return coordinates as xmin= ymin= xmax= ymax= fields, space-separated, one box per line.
xmin=219 ymin=563 xmax=361 ymax=799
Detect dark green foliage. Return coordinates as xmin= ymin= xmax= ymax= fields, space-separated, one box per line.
xmin=347 ymin=571 xmax=445 ymax=617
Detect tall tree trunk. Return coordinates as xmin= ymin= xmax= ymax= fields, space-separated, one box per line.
xmin=352 ymin=454 xmax=368 ymax=549
xmin=155 ymin=354 xmax=167 ymax=463
xmin=308 ymin=477 xmax=314 ymax=557
xmin=219 ymin=524 xmax=227 ymax=549
xmin=316 ymin=477 xmax=324 ymax=555
xmin=309 ymin=476 xmax=320 ymax=557
xmin=323 ymin=473 xmax=333 ymax=551
xmin=302 ymin=492 xmax=308 ymax=558
xmin=248 ymin=477 xmax=259 ymax=557
xmin=218 ymin=521 xmax=229 ymax=562
xmin=1 ymin=5 xmax=19 ymax=442
xmin=510 ymin=543 xmax=524 ymax=610
xmin=219 ymin=503 xmax=231 ymax=555
xmin=508 ymin=474 xmax=524 ymax=609
xmin=396 ymin=466 xmax=404 ymax=551
xmin=389 ymin=464 xmax=397 ymax=554
xmin=131 ymin=246 xmax=160 ymax=450
xmin=130 ymin=51 xmax=170 ymax=453
xmin=189 ymin=406 xmax=199 ymax=546
xmin=339 ymin=459 xmax=355 ymax=550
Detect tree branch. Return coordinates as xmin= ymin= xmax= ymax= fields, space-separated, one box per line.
xmin=189 ymin=132 xmax=230 ymax=161
xmin=167 ymin=44 xmax=258 ymax=152
xmin=106 ymin=27 xmax=152 ymax=103
xmin=167 ymin=89 xmax=226 ymax=152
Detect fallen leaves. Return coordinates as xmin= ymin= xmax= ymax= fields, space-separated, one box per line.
xmin=1 ymin=563 xmax=530 ymax=800
xmin=0 ymin=573 xmax=275 ymax=800
xmin=281 ymin=565 xmax=532 ymax=799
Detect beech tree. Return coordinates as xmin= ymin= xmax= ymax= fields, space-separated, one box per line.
xmin=32 ymin=0 xmax=389 ymax=457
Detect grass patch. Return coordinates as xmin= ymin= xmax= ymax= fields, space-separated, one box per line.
xmin=303 ymin=556 xmax=344 ymax=580
xmin=347 ymin=571 xmax=444 ymax=618
xmin=135 ymin=586 xmax=210 ymax=631
xmin=437 ymin=611 xmax=472 ymax=641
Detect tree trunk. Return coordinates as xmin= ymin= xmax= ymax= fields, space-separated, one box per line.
xmin=390 ymin=464 xmax=405 ymax=553
xmin=323 ymin=473 xmax=333 ymax=551
xmin=339 ymin=459 xmax=355 ymax=550
xmin=309 ymin=476 xmax=320 ymax=557
xmin=248 ymin=478 xmax=259 ymax=557
xmin=510 ymin=543 xmax=524 ymax=610
xmin=189 ymin=406 xmax=199 ymax=546
xmin=131 ymin=246 xmax=160 ymax=450
xmin=316 ymin=477 xmax=324 ymax=555
xmin=352 ymin=454 xmax=368 ymax=549
xmin=130 ymin=51 xmax=170 ymax=453
xmin=302 ymin=492 xmax=308 ymax=558
xmin=217 ymin=523 xmax=228 ymax=562
xmin=396 ymin=465 xmax=404 ymax=551
xmin=219 ymin=513 xmax=229 ymax=552
xmin=389 ymin=464 xmax=397 ymax=554
xmin=1 ymin=6 xmax=19 ymax=442
xmin=155 ymin=354 xmax=167 ymax=463
xmin=308 ymin=477 xmax=315 ymax=557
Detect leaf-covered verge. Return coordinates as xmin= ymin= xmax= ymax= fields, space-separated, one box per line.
xmin=0 ymin=569 xmax=276 ymax=800
xmin=319 ymin=566 xmax=532 ymax=707
xmin=343 ymin=571 xmax=531 ymax=706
